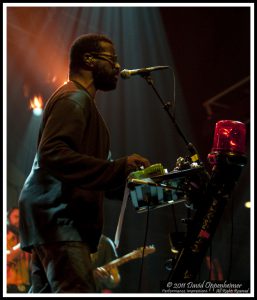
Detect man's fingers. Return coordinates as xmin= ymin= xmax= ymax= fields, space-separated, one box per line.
xmin=128 ymin=153 xmax=151 ymax=169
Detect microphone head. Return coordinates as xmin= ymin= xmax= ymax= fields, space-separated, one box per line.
xmin=120 ymin=69 xmax=131 ymax=79
xmin=120 ymin=66 xmax=170 ymax=79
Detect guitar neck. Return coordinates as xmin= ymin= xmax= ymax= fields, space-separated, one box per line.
xmin=100 ymin=246 xmax=155 ymax=272
xmin=102 ymin=253 xmax=138 ymax=271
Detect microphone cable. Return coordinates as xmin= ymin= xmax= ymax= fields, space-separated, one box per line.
xmin=157 ymin=65 xmax=176 ymax=119
xmin=168 ymin=66 xmax=176 ymax=119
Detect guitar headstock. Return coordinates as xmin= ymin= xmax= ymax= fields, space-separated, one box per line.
xmin=131 ymin=245 xmax=156 ymax=259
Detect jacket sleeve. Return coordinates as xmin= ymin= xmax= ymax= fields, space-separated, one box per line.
xmin=37 ymin=95 xmax=127 ymax=191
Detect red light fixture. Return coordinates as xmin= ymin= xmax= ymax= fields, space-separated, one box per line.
xmin=208 ymin=120 xmax=246 ymax=165
xmin=211 ymin=120 xmax=246 ymax=154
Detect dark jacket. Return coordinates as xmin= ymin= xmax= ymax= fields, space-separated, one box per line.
xmin=19 ymin=81 xmax=127 ymax=253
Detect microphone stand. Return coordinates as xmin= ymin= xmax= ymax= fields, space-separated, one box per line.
xmin=140 ymin=73 xmax=247 ymax=284
xmin=141 ymin=73 xmax=201 ymax=163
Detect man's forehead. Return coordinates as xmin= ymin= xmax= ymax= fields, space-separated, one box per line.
xmin=99 ymin=41 xmax=115 ymax=53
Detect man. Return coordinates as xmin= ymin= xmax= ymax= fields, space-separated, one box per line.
xmin=7 ymin=207 xmax=31 ymax=293
xmin=91 ymin=235 xmax=120 ymax=293
xmin=18 ymin=33 xmax=150 ymax=293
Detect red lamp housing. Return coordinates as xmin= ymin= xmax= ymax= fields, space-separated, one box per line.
xmin=211 ymin=120 xmax=246 ymax=155
xmin=208 ymin=120 xmax=247 ymax=165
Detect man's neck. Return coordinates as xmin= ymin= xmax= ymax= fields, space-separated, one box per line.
xmin=70 ymin=72 xmax=96 ymax=99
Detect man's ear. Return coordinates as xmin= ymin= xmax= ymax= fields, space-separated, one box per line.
xmin=83 ymin=54 xmax=95 ymax=68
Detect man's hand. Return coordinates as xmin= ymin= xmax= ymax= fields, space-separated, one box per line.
xmin=93 ymin=266 xmax=120 ymax=288
xmin=94 ymin=267 xmax=110 ymax=282
xmin=126 ymin=153 xmax=150 ymax=175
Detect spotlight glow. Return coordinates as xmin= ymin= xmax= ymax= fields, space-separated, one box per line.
xmin=32 ymin=107 xmax=43 ymax=116
xmin=245 ymin=201 xmax=250 ymax=208
xmin=30 ymin=95 xmax=44 ymax=116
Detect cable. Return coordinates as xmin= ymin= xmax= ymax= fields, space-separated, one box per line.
xmin=227 ymin=196 xmax=234 ymax=280
xmin=137 ymin=200 xmax=150 ymax=292
xmin=209 ymin=241 xmax=212 ymax=280
xmin=169 ymin=66 xmax=176 ymax=119
xmin=171 ymin=205 xmax=178 ymax=233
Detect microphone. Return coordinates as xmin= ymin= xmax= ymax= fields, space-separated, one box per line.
xmin=120 ymin=66 xmax=169 ymax=79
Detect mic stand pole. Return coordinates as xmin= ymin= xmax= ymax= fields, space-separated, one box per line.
xmin=141 ymin=73 xmax=200 ymax=163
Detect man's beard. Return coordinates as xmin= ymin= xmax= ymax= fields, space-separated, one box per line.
xmin=93 ymin=67 xmax=118 ymax=91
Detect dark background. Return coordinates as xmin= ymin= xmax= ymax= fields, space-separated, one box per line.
xmin=6 ymin=5 xmax=251 ymax=293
